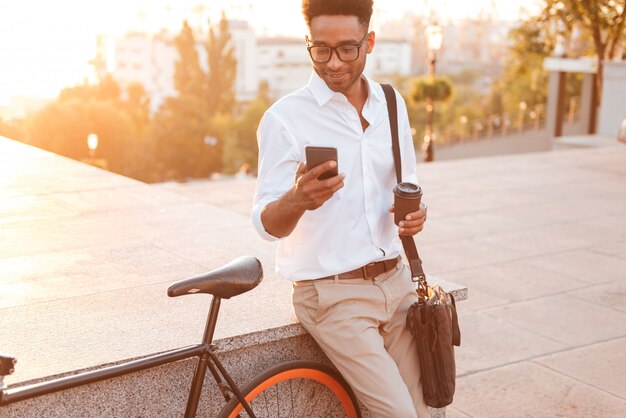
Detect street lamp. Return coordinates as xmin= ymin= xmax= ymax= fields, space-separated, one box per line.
xmin=459 ymin=115 xmax=468 ymax=140
xmin=422 ymin=23 xmax=443 ymax=162
xmin=518 ymin=101 xmax=527 ymax=133
xmin=82 ymin=133 xmax=107 ymax=169
xmin=87 ymin=133 xmax=98 ymax=159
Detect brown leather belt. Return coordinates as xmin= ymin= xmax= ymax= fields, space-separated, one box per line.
xmin=319 ymin=256 xmax=402 ymax=280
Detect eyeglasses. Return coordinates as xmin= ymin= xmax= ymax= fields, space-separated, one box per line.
xmin=306 ymin=32 xmax=370 ymax=63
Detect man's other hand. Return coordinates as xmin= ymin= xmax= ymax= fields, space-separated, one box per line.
xmin=389 ymin=203 xmax=427 ymax=236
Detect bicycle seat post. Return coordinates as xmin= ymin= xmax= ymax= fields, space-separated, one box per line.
xmin=203 ymin=296 xmax=221 ymax=346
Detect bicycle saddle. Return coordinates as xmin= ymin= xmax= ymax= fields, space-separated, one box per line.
xmin=167 ymin=256 xmax=263 ymax=299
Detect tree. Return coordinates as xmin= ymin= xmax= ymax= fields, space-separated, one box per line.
xmin=410 ymin=75 xmax=454 ymax=141
xmin=27 ymin=98 xmax=135 ymax=173
xmin=151 ymin=95 xmax=218 ymax=180
xmin=540 ymin=0 xmax=626 ymax=90
xmin=222 ymin=82 xmax=270 ymax=174
xmin=205 ymin=12 xmax=237 ymax=116
xmin=491 ymin=17 xmax=551 ymax=118
xmin=123 ymin=82 xmax=151 ymax=132
xmin=151 ymin=20 xmax=223 ymax=180
xmin=23 ymin=74 xmax=156 ymax=180
xmin=173 ymin=20 xmax=205 ymax=99
xmin=410 ymin=76 xmax=454 ymax=104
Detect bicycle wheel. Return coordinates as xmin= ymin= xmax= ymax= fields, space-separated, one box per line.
xmin=216 ymin=360 xmax=361 ymax=418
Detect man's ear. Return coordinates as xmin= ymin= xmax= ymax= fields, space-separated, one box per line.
xmin=366 ymin=31 xmax=376 ymax=54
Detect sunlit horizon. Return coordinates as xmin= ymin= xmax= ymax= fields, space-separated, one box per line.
xmin=0 ymin=0 xmax=540 ymax=107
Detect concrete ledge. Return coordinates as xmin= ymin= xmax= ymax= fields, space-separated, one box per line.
xmin=3 ymin=327 xmax=461 ymax=417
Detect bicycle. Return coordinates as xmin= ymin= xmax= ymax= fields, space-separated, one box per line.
xmin=0 ymin=256 xmax=362 ymax=417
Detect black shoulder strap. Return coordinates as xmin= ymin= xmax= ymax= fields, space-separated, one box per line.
xmin=381 ymin=83 xmax=428 ymax=292
xmin=380 ymin=84 xmax=402 ymax=184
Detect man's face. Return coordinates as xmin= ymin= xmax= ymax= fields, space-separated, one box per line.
xmin=307 ymin=15 xmax=374 ymax=94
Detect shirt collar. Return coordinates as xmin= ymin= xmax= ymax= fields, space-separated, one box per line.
xmin=307 ymin=70 xmax=382 ymax=107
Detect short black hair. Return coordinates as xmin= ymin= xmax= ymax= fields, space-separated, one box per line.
xmin=302 ymin=0 xmax=374 ymax=28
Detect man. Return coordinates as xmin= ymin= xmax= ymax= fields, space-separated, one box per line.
xmin=252 ymin=1 xmax=429 ymax=416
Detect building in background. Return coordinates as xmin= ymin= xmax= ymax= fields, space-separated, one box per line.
xmin=380 ymin=14 xmax=515 ymax=85
xmin=105 ymin=21 xmax=413 ymax=111
xmin=114 ymin=31 xmax=176 ymax=112
xmin=111 ymin=21 xmax=258 ymax=112
xmin=256 ymin=37 xmax=310 ymax=100
xmin=437 ymin=19 xmax=514 ymax=76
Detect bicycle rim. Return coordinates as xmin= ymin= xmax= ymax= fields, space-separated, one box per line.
xmin=217 ymin=360 xmax=361 ymax=418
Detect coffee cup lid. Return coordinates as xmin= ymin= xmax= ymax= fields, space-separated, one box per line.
xmin=394 ymin=182 xmax=422 ymax=197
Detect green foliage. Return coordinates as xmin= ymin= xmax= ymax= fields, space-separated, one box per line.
xmin=222 ymin=82 xmax=271 ymax=174
xmin=151 ymin=21 xmax=210 ymax=180
xmin=541 ymin=0 xmax=626 ymax=60
xmin=151 ymin=95 xmax=220 ymax=180
xmin=410 ymin=76 xmax=454 ymax=104
xmin=173 ymin=21 xmax=205 ymax=99
xmin=488 ymin=16 xmax=555 ymax=122
xmin=540 ymin=0 xmax=626 ymax=96
xmin=123 ymin=82 xmax=151 ymax=133
xmin=25 ymin=76 xmax=153 ymax=179
xmin=206 ymin=13 xmax=237 ymax=115
xmin=149 ymin=14 xmax=238 ymax=180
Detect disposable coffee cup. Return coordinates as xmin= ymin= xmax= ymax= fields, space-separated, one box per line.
xmin=393 ymin=182 xmax=422 ymax=226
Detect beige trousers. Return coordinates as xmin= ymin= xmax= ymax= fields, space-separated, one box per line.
xmin=292 ymin=262 xmax=430 ymax=418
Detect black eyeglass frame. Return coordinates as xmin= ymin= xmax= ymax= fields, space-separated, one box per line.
xmin=306 ymin=31 xmax=371 ymax=63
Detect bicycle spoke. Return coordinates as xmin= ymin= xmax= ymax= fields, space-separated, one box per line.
xmin=275 ymin=381 xmax=280 ymax=418
xmin=289 ymin=379 xmax=295 ymax=418
xmin=325 ymin=399 xmax=347 ymax=417
xmin=304 ymin=380 xmax=324 ymax=418
xmin=262 ymin=386 xmax=269 ymax=417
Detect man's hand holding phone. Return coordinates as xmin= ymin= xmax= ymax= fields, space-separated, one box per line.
xmin=259 ymin=147 xmax=343 ymax=238
xmin=292 ymin=160 xmax=344 ymax=211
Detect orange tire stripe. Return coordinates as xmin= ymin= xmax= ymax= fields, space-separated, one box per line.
xmin=228 ymin=368 xmax=358 ymax=418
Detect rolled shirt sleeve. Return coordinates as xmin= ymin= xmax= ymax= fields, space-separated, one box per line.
xmin=251 ymin=110 xmax=301 ymax=242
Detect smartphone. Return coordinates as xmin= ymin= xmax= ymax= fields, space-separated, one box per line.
xmin=305 ymin=146 xmax=338 ymax=180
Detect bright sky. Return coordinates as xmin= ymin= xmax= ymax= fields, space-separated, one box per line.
xmin=0 ymin=0 xmax=540 ymax=106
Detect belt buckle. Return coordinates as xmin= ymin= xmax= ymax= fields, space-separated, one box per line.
xmin=362 ymin=262 xmax=377 ymax=280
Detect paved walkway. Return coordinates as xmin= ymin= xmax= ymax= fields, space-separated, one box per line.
xmin=3 ymin=135 xmax=626 ymax=416
xmin=159 ymin=139 xmax=626 ymax=417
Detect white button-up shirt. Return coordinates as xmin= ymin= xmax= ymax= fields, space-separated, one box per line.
xmin=252 ymin=71 xmax=419 ymax=281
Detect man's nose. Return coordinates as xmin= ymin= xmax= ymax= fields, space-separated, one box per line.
xmin=327 ymin=49 xmax=343 ymax=70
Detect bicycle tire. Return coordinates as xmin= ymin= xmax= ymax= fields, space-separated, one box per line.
xmin=216 ymin=360 xmax=361 ymax=418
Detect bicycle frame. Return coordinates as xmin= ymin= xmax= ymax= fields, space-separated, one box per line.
xmin=0 ymin=296 xmax=256 ymax=418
